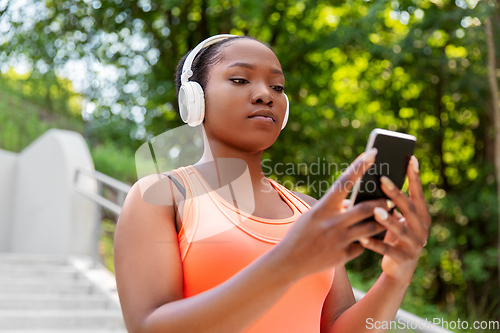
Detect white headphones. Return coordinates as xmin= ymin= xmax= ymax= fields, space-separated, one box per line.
xmin=178 ymin=34 xmax=289 ymax=129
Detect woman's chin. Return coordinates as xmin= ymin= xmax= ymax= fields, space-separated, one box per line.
xmin=241 ymin=136 xmax=279 ymax=152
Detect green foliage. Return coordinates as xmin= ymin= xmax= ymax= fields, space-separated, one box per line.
xmin=0 ymin=72 xmax=83 ymax=152
xmin=0 ymin=71 xmax=138 ymax=184
xmin=99 ymin=218 xmax=117 ymax=274
xmin=90 ymin=140 xmax=137 ymax=185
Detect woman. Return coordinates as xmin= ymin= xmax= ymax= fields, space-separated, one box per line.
xmin=114 ymin=34 xmax=431 ymax=333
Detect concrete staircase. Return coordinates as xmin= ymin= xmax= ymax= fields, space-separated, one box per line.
xmin=0 ymin=253 xmax=127 ymax=332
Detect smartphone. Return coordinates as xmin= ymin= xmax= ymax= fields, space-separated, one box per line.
xmin=349 ymin=128 xmax=416 ymax=240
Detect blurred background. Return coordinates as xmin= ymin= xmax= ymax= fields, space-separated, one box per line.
xmin=0 ymin=0 xmax=499 ymax=331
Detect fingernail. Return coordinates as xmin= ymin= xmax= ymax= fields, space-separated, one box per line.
xmin=359 ymin=238 xmax=369 ymax=245
xmin=411 ymin=156 xmax=419 ymax=173
xmin=386 ymin=199 xmax=394 ymax=209
xmin=380 ymin=176 xmax=395 ymax=191
xmin=374 ymin=207 xmax=388 ymax=220
xmin=364 ymin=148 xmax=378 ymax=163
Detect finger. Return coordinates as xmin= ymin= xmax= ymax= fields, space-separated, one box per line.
xmin=335 ymin=198 xmax=390 ymax=227
xmin=383 ymin=229 xmax=398 ymax=246
xmin=373 ymin=207 xmax=421 ymax=247
xmin=344 ymin=242 xmax=365 ymax=262
xmin=358 ymin=237 xmax=408 ymax=262
xmin=380 ymin=176 xmax=427 ymax=236
xmin=320 ymin=148 xmax=378 ymax=210
xmin=393 ymin=209 xmax=404 ymax=220
xmin=342 ymin=199 xmax=351 ymax=210
xmin=407 ymin=156 xmax=431 ymax=229
xmin=346 ymin=221 xmax=386 ymax=243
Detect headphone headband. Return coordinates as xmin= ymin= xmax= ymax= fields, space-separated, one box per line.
xmin=181 ymin=34 xmax=239 ymax=84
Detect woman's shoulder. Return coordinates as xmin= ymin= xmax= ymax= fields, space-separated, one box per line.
xmin=127 ymin=172 xmax=184 ymax=206
xmin=119 ymin=173 xmax=184 ymax=233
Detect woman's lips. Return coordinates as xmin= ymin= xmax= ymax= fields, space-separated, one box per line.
xmin=248 ymin=116 xmax=275 ymax=123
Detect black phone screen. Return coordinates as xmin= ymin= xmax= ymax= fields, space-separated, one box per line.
xmin=352 ymin=131 xmax=416 ymax=240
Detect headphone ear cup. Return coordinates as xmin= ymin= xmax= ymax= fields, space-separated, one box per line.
xmin=190 ymin=82 xmax=205 ymax=126
xmin=281 ymin=94 xmax=289 ymax=130
xmin=178 ymin=82 xmax=205 ymax=127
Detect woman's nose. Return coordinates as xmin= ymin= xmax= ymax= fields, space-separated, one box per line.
xmin=251 ymin=84 xmax=274 ymax=107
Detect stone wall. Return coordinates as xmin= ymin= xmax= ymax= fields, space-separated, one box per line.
xmin=0 ymin=129 xmax=97 ymax=256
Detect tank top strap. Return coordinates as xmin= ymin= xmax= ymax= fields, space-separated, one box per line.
xmin=172 ymin=166 xmax=314 ymax=255
xmin=265 ymin=178 xmax=312 ymax=213
xmin=170 ymin=166 xmax=200 ymax=260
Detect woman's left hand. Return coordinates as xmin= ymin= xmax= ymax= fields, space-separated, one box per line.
xmin=358 ymin=155 xmax=431 ymax=285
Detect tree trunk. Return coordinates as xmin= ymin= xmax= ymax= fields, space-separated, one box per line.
xmin=199 ymin=0 xmax=209 ymax=39
xmin=484 ymin=17 xmax=500 ymax=295
xmin=436 ymin=75 xmax=450 ymax=191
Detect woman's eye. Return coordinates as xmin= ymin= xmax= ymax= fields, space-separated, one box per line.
xmin=272 ymin=86 xmax=285 ymax=93
xmin=230 ymin=78 xmax=248 ymax=84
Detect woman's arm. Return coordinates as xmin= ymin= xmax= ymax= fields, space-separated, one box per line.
xmin=292 ymin=192 xmax=359 ymax=332
xmin=326 ymin=271 xmax=410 ymax=332
xmin=325 ymin=156 xmax=431 ymax=333
xmin=294 ymin=193 xmax=410 ymax=333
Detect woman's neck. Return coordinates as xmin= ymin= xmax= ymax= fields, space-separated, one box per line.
xmin=193 ymin=127 xmax=271 ymax=194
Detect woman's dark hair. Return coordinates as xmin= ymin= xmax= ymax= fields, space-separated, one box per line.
xmin=174 ymin=35 xmax=267 ymax=96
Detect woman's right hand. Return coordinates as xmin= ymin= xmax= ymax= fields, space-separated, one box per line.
xmin=274 ymin=148 xmax=390 ymax=281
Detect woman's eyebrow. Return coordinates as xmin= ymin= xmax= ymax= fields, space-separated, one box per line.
xmin=227 ymin=62 xmax=283 ymax=75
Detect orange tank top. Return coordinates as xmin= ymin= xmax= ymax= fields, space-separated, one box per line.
xmin=172 ymin=165 xmax=334 ymax=333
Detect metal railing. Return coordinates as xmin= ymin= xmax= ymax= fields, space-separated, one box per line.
xmin=73 ymin=167 xmax=452 ymax=333
xmin=73 ymin=167 xmax=131 ymax=267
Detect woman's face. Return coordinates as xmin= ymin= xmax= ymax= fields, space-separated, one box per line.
xmin=203 ymin=39 xmax=287 ymax=153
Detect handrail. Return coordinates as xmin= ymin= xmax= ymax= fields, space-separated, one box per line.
xmin=76 ymin=167 xmax=132 ymax=194
xmin=74 ymin=186 xmax=123 ymax=215
xmin=74 ymin=167 xmax=131 ymax=215
xmin=73 ymin=168 xmax=453 ymax=333
xmin=73 ymin=167 xmax=131 ymax=267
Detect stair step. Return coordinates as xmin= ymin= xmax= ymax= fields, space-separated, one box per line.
xmin=0 ymin=266 xmax=80 ymax=279
xmin=0 ymin=273 xmax=82 ymax=280
xmin=0 ymin=254 xmax=124 ymax=330
xmin=0 ymin=293 xmax=111 ymax=310
xmin=0 ymin=280 xmax=95 ymax=294
xmin=0 ymin=310 xmax=126 ymax=329
xmin=0 ymin=253 xmax=68 ymax=265
xmin=0 ymin=262 xmax=75 ymax=269
xmin=0 ymin=274 xmax=80 ymax=283
xmin=0 ymin=276 xmax=82 ymax=285
xmin=0 ymin=263 xmax=73 ymax=270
